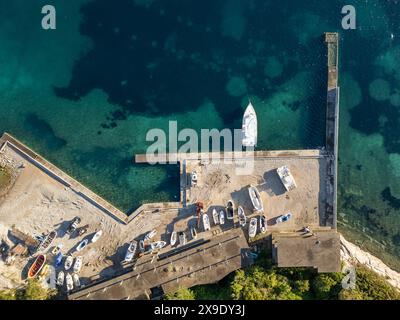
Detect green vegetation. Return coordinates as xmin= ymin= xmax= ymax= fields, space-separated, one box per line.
xmin=0 ymin=279 xmax=56 ymax=300
xmin=0 ymin=166 xmax=11 ymax=192
xmin=164 ymin=287 xmax=195 ymax=300
xmin=339 ymin=264 xmax=400 ymax=300
xmin=164 ymin=250 xmax=400 ymax=300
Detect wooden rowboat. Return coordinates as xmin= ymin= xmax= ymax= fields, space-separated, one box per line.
xmin=37 ymin=231 xmax=57 ymax=251
xmin=28 ymin=254 xmax=46 ymax=278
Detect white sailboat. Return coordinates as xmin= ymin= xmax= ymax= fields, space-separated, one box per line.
xmin=66 ymin=273 xmax=74 ymax=292
xmin=242 ymin=102 xmax=258 ymax=148
xmin=238 ymin=206 xmax=247 ymax=227
xmin=202 ymin=213 xmax=211 ymax=231
xmin=57 ymin=271 xmax=65 ymax=286
xmin=170 ymin=231 xmax=177 ymax=246
xmin=73 ymin=256 xmax=83 ymax=273
xmin=73 ymin=273 xmax=81 ymax=288
xmin=124 ymin=240 xmax=137 ymax=262
xmin=249 ymin=218 xmax=258 ymax=238
xmin=150 ymin=241 xmax=166 ymax=251
xmin=64 ymin=255 xmax=73 ymax=271
xmin=212 ymin=209 xmax=219 ymax=225
xmin=248 ymin=185 xmax=264 ymax=212
xmin=219 ymin=210 xmax=225 ymax=225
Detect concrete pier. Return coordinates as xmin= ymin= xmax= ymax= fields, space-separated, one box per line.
xmin=0 ymin=133 xmax=129 ymax=224
xmin=324 ymin=32 xmax=340 ymax=228
xmin=0 ymin=32 xmax=341 ymax=299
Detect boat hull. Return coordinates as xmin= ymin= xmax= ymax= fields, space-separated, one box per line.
xmin=226 ymin=201 xmax=234 ymax=220
xmin=37 ymin=231 xmax=57 ymax=251
xmin=28 ymin=254 xmax=46 ymax=278
xmin=170 ymin=231 xmax=177 ymax=246
xmin=249 ymin=186 xmax=264 ymax=212
xmin=238 ymin=206 xmax=247 ymax=227
xmin=212 ymin=209 xmax=219 ymax=225
xmin=76 ymin=239 xmax=88 ymax=252
xmin=242 ymin=102 xmax=258 ymax=147
xmin=260 ymin=215 xmax=267 ymax=233
xmin=249 ymin=218 xmax=258 ymax=238
xmin=202 ymin=213 xmax=211 ymax=231
xmin=91 ymin=230 xmax=103 ymax=243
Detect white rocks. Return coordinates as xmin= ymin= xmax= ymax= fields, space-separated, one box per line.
xmin=340 ymin=235 xmax=400 ymax=289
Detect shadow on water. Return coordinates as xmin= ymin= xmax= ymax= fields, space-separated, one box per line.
xmin=24 ymin=113 xmax=67 ymax=151
xmin=53 ymin=0 xmax=246 ymax=127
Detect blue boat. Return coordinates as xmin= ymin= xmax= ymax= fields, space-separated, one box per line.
xmin=276 ymin=212 xmax=293 ymax=224
xmin=55 ymin=252 xmax=63 ymax=267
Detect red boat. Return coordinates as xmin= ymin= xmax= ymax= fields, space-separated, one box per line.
xmin=28 ymin=254 xmax=46 ymax=278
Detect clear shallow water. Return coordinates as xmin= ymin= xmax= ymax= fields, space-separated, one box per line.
xmin=0 ymin=0 xmax=400 ymax=269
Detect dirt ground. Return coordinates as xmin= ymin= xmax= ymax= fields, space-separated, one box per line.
xmin=0 ymin=143 xmax=330 ymax=294
xmin=0 ymin=145 xmax=198 ymax=292
xmin=186 ymin=155 xmax=328 ymax=232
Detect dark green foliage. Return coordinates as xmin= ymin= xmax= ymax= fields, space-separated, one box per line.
xmin=0 ymin=289 xmax=16 ymax=300
xmin=192 ymin=283 xmax=232 ymax=300
xmin=171 ymin=248 xmax=399 ymax=300
xmin=338 ymin=288 xmax=364 ymax=300
xmin=338 ymin=263 xmax=400 ymax=300
xmin=0 ymin=279 xmax=55 ymax=300
xmin=164 ymin=287 xmax=195 ymax=300
xmin=230 ymin=266 xmax=302 ymax=300
xmin=312 ymin=272 xmax=344 ymax=300
xmin=293 ymin=279 xmax=310 ymax=294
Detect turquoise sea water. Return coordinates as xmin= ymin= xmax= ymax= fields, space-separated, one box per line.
xmin=0 ymin=0 xmax=400 ymax=269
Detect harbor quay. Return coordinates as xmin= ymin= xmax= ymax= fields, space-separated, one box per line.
xmin=0 ymin=33 xmax=340 ymax=299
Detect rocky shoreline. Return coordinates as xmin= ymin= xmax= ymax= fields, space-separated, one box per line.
xmin=340 ymin=235 xmax=400 ymax=290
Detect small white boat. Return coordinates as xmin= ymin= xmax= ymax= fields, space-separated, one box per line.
xmin=226 ymin=200 xmax=234 ymax=220
xmin=242 ymin=102 xmax=258 ymax=147
xmin=66 ymin=273 xmax=74 ymax=291
xmin=139 ymin=240 xmax=145 ymax=253
xmin=248 ymin=185 xmax=264 ymax=212
xmin=202 ymin=213 xmax=211 ymax=231
xmin=191 ymin=170 xmax=198 ymax=186
xmin=178 ymin=232 xmax=186 ymax=246
xmin=219 ymin=210 xmax=225 ymax=225
xmin=91 ymin=230 xmax=103 ymax=243
xmin=150 ymin=241 xmax=166 ymax=251
xmin=57 ymin=271 xmax=65 ymax=286
xmin=249 ymin=218 xmax=257 ymax=238
xmin=212 ymin=209 xmax=219 ymax=225
xmin=76 ymin=239 xmax=88 ymax=252
xmin=51 ymin=244 xmax=63 ymax=255
xmin=276 ymin=212 xmax=293 ymax=224
xmin=260 ymin=215 xmax=267 ymax=233
xmin=170 ymin=231 xmax=177 ymax=246
xmin=190 ymin=227 xmax=197 ymax=240
xmin=73 ymin=256 xmax=83 ymax=273
xmin=144 ymin=229 xmax=157 ymax=241
xmin=73 ymin=273 xmax=81 ymax=288
xmin=238 ymin=206 xmax=247 ymax=227
xmin=64 ymin=255 xmax=73 ymax=271
xmin=277 ymin=166 xmax=297 ymax=191
xmin=124 ymin=240 xmax=137 ymax=262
